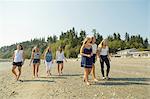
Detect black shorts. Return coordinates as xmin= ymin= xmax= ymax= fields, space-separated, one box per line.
xmin=33 ymin=59 xmax=40 ymax=64
xmin=12 ymin=62 xmax=23 ymax=67
xmin=57 ymin=61 xmax=63 ymax=64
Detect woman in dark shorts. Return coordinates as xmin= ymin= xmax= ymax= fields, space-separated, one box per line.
xmin=12 ymin=44 xmax=25 ymax=81
xmin=80 ymin=37 xmax=93 ymax=85
xmin=29 ymin=46 xmax=41 ymax=78
xmin=56 ymin=47 xmax=67 ymax=75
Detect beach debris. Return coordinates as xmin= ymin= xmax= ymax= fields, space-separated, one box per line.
xmin=10 ymin=91 xmax=18 ymax=96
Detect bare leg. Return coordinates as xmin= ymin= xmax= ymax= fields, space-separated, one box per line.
xmin=57 ymin=64 xmax=60 ymax=75
xmin=33 ymin=64 xmax=36 ymax=78
xmin=60 ymin=63 xmax=63 ymax=75
xmin=36 ymin=63 xmax=40 ymax=78
xmin=91 ymin=65 xmax=98 ymax=81
xmin=85 ymin=68 xmax=90 ymax=85
xmin=12 ymin=65 xmax=17 ymax=80
xmin=16 ymin=66 xmax=22 ymax=81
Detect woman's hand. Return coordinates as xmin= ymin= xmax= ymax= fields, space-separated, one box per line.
xmin=87 ymin=54 xmax=91 ymax=58
xmin=108 ymin=57 xmax=111 ymax=61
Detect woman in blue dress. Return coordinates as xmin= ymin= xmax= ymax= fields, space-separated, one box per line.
xmin=80 ymin=37 xmax=93 ymax=85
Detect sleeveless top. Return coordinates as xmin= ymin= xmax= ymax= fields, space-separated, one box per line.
xmin=45 ymin=52 xmax=52 ymax=62
xmin=83 ymin=47 xmax=92 ymax=55
xmin=14 ymin=50 xmax=23 ymax=62
xmin=34 ymin=52 xmax=40 ymax=59
xmin=100 ymin=46 xmax=109 ymax=55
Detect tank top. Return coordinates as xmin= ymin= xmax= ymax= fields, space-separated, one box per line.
xmin=14 ymin=50 xmax=23 ymax=62
xmin=45 ymin=52 xmax=52 ymax=62
xmin=100 ymin=46 xmax=109 ymax=55
xmin=34 ymin=52 xmax=40 ymax=59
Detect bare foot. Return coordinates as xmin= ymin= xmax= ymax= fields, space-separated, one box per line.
xmin=93 ymin=79 xmax=98 ymax=81
xmin=86 ymin=81 xmax=91 ymax=85
xmin=60 ymin=72 xmax=63 ymax=75
xmin=32 ymin=76 xmax=35 ymax=79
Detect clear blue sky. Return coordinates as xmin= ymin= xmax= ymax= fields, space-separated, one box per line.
xmin=0 ymin=0 xmax=149 ymax=47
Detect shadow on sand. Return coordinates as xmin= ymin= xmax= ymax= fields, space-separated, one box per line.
xmin=94 ymin=77 xmax=150 ymax=86
xmin=22 ymin=79 xmax=55 ymax=83
xmin=60 ymin=73 xmax=83 ymax=77
xmin=39 ymin=76 xmax=67 ymax=79
xmin=109 ymin=77 xmax=150 ymax=82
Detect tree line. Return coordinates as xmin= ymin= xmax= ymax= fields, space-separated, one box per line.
xmin=0 ymin=27 xmax=149 ymax=59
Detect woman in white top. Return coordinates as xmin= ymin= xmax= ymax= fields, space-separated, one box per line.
xmin=98 ymin=39 xmax=111 ymax=80
xmin=56 ymin=46 xmax=67 ymax=75
xmin=12 ymin=44 xmax=25 ymax=81
xmin=91 ymin=37 xmax=98 ymax=81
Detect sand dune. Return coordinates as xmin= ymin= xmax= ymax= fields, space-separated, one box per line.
xmin=0 ymin=58 xmax=150 ymax=99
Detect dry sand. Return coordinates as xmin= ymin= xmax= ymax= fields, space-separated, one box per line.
xmin=0 ymin=58 xmax=150 ymax=99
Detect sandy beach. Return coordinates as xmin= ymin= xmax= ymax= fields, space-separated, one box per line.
xmin=0 ymin=58 xmax=150 ymax=99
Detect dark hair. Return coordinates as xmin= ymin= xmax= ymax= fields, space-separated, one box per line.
xmin=20 ymin=45 xmax=23 ymax=50
xmin=91 ymin=36 xmax=96 ymax=43
xmin=58 ymin=46 xmax=63 ymax=53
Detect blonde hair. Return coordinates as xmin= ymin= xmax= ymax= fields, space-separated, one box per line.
xmin=80 ymin=37 xmax=91 ymax=54
xmin=98 ymin=39 xmax=108 ymax=48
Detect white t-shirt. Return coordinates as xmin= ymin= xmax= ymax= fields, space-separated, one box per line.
xmin=56 ymin=51 xmax=65 ymax=61
xmin=100 ymin=46 xmax=109 ymax=56
xmin=92 ymin=43 xmax=97 ymax=54
xmin=14 ymin=50 xmax=23 ymax=62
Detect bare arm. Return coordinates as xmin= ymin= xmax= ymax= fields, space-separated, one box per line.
xmin=63 ymin=53 xmax=67 ymax=62
xmin=29 ymin=52 xmax=34 ymax=65
xmin=80 ymin=46 xmax=91 ymax=57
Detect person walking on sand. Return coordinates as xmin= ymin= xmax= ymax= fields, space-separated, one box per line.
xmin=56 ymin=46 xmax=67 ymax=76
xmin=98 ymin=39 xmax=111 ymax=80
xmin=12 ymin=44 xmax=25 ymax=82
xmin=29 ymin=46 xmax=41 ymax=78
xmin=80 ymin=37 xmax=93 ymax=85
xmin=44 ymin=46 xmax=54 ymax=77
xmin=91 ymin=36 xmax=98 ymax=81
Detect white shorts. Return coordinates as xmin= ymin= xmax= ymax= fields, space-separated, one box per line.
xmin=45 ymin=61 xmax=53 ymax=71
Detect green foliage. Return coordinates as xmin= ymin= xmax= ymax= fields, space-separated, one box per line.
xmin=0 ymin=27 xmax=149 ymax=59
